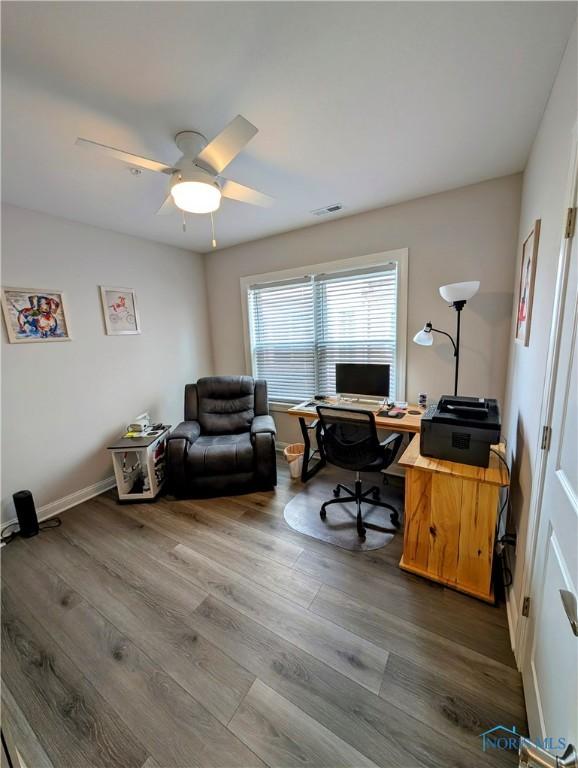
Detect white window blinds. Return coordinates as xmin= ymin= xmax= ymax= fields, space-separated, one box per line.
xmin=315 ymin=265 xmax=398 ymax=396
xmin=248 ymin=277 xmax=316 ymax=402
xmin=247 ymin=263 xmax=399 ymax=402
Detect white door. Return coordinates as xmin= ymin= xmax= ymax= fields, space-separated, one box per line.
xmin=521 ymin=172 xmax=578 ymax=751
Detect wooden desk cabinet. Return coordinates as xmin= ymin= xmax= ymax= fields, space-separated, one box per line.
xmin=398 ymin=435 xmax=509 ymax=603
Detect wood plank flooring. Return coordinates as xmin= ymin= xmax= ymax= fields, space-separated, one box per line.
xmin=1 ymin=462 xmax=525 ymax=768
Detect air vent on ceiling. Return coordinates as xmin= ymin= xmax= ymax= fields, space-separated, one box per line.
xmin=311 ymin=203 xmax=344 ymax=216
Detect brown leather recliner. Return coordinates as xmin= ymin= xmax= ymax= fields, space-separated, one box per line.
xmin=166 ymin=376 xmax=277 ymax=497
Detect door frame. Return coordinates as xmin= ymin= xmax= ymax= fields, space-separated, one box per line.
xmin=514 ymin=124 xmax=578 ymax=666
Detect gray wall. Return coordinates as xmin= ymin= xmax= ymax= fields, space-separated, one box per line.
xmin=1 ymin=204 xmax=213 ymax=523
xmin=204 ymin=174 xmax=522 ymax=443
xmin=502 ymin=23 xmax=578 ymax=626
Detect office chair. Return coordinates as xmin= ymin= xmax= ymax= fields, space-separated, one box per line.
xmin=316 ymin=406 xmax=403 ymax=540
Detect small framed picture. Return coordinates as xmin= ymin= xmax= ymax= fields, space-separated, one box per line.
xmin=515 ymin=220 xmax=540 ymax=346
xmin=1 ymin=287 xmax=71 ymax=343
xmin=100 ymin=286 xmax=141 ymax=335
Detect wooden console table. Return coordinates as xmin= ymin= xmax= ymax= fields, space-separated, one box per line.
xmin=398 ymin=435 xmax=509 ymax=603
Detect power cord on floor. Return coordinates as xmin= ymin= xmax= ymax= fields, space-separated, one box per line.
xmin=500 ymin=540 xmax=514 ymax=588
xmin=491 ymin=447 xmax=510 ymax=540
xmin=0 ymin=523 xmax=19 ymax=545
xmin=1 ymin=517 xmax=62 ymax=545
xmin=490 ymin=447 xmax=514 ymax=588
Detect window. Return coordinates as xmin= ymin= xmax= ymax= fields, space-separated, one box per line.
xmin=243 ymin=250 xmax=407 ymax=403
xmin=248 ymin=277 xmax=316 ymax=403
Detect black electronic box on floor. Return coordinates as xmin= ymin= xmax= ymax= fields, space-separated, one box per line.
xmin=420 ymin=396 xmax=501 ymax=468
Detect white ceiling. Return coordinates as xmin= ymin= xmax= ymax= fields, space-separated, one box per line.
xmin=2 ymin=2 xmax=576 ymax=253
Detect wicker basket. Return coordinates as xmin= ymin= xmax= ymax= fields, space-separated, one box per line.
xmin=283 ymin=443 xmax=305 ymax=479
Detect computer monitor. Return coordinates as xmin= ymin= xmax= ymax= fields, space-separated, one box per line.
xmin=335 ymin=363 xmax=390 ymax=399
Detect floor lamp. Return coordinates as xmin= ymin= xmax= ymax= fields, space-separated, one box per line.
xmin=413 ymin=281 xmax=480 ymax=396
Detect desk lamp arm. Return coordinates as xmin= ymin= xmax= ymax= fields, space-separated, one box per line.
xmin=429 ymin=325 xmax=457 ymax=356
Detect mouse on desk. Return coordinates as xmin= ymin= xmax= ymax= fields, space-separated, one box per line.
xmin=377 ymin=408 xmax=405 ymax=419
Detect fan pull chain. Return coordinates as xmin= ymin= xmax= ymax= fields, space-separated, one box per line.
xmin=182 ymin=210 xmax=187 ymax=233
xmin=210 ymin=211 xmax=217 ymax=249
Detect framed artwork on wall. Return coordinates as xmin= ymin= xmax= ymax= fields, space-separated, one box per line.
xmin=515 ymin=219 xmax=541 ymax=347
xmin=1 ymin=287 xmax=71 ymax=343
xmin=100 ymin=286 xmax=141 ymax=335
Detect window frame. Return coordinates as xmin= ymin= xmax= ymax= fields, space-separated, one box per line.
xmin=240 ymin=248 xmax=408 ymax=408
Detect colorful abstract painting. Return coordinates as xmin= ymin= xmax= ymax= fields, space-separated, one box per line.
xmin=100 ymin=286 xmax=140 ymax=335
xmin=515 ymin=220 xmax=540 ymax=346
xmin=1 ymin=287 xmax=71 ymax=343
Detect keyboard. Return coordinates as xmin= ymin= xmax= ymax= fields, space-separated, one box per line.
xmin=338 ymin=402 xmax=381 ymax=412
xmin=300 ymin=400 xmax=381 ymax=412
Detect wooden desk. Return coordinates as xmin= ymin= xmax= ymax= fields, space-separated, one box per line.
xmin=287 ymin=399 xmax=423 ymax=481
xmin=288 ymin=400 xmax=423 ymax=434
xmin=398 ymin=435 xmax=508 ymax=603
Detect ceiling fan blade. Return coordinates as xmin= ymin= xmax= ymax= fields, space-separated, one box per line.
xmin=156 ymin=193 xmax=177 ymax=215
xmin=76 ymin=137 xmax=175 ymax=174
xmin=221 ymin=179 xmax=274 ymax=207
xmin=195 ymin=115 xmax=258 ymax=174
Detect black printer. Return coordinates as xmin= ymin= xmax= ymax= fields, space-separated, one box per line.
xmin=420 ymin=396 xmax=501 ymax=468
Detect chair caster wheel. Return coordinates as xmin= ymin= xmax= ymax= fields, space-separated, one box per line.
xmin=390 ymin=512 xmax=400 ymax=528
xmin=372 ymin=489 xmax=380 ymax=501
xmin=333 ymin=487 xmax=340 ymax=498
xmin=320 ymin=509 xmax=327 ymax=520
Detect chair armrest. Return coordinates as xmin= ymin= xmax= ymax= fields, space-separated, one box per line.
xmin=252 ymin=416 xmax=277 ymax=487
xmin=167 ymin=421 xmax=200 ymax=446
xmin=380 ymin=432 xmax=401 ymax=448
xmin=251 ymin=414 xmax=276 ymax=442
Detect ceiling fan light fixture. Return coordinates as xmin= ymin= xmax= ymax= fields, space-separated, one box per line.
xmin=171 ymin=180 xmax=221 ymax=214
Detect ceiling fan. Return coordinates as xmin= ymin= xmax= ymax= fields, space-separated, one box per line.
xmin=76 ymin=115 xmax=273 ymax=245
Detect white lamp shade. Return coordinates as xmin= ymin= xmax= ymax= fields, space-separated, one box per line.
xmin=413 ymin=327 xmax=434 ymax=346
xmin=171 ymin=181 xmax=221 ymax=214
xmin=439 ymin=281 xmax=480 ymax=303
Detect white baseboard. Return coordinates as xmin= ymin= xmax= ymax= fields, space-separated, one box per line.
xmin=506 ymin=585 xmax=520 ymax=667
xmin=1 ymin=476 xmax=116 ymax=535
